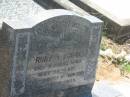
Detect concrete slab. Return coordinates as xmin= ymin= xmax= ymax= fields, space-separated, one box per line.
xmin=92 ymin=79 xmax=130 ymax=97
xmin=111 ymin=79 xmax=130 ymax=97
xmin=81 ymin=0 xmax=130 ymax=26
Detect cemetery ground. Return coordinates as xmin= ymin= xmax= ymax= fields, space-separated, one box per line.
xmin=94 ymin=35 xmax=130 ymax=97
xmin=97 ymin=35 xmax=130 ymax=81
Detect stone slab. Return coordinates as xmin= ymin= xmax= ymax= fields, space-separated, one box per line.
xmin=0 ymin=0 xmax=45 ymax=28
xmin=80 ymin=0 xmax=130 ymax=26
xmin=92 ymin=81 xmax=124 ymax=97
xmin=34 ymin=0 xmax=63 ymax=9
xmin=92 ymin=80 xmax=130 ymax=97
xmin=53 ymin=0 xmax=89 ymax=16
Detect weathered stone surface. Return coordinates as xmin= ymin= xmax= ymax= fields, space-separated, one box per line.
xmin=80 ymin=0 xmax=130 ymax=26
xmin=0 ymin=0 xmax=45 ymax=28
xmin=53 ymin=0 xmax=89 ymax=16
xmin=92 ymin=81 xmax=124 ymax=97
xmin=34 ymin=0 xmax=63 ymax=9
xmin=92 ymin=80 xmax=130 ymax=97
xmin=0 ymin=9 xmax=102 ymax=97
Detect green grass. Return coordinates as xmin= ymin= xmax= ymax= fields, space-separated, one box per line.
xmin=116 ymin=58 xmax=130 ymax=74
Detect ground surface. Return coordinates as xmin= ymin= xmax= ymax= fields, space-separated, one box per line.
xmin=96 ymin=36 xmax=130 ymax=81
xmin=93 ymin=36 xmax=130 ymax=97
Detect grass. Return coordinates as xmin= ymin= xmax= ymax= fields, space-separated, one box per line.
xmin=118 ymin=58 xmax=130 ymax=74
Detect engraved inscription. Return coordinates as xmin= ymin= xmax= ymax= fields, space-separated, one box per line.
xmin=35 ymin=51 xmax=82 ymax=63
xmin=28 ymin=49 xmax=87 ymax=89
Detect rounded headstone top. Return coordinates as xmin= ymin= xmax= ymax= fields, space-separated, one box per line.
xmin=3 ymin=9 xmax=102 ymax=29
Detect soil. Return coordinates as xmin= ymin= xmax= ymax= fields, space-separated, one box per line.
xmin=96 ymin=36 xmax=130 ymax=81
xmin=96 ymin=57 xmax=121 ymax=81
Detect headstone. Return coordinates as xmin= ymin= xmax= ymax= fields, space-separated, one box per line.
xmin=0 ymin=9 xmax=102 ymax=97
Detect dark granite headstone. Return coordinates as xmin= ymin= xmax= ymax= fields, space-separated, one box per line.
xmin=0 ymin=9 xmax=102 ymax=97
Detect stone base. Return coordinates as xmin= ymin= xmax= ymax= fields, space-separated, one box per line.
xmin=19 ymin=84 xmax=93 ymax=97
